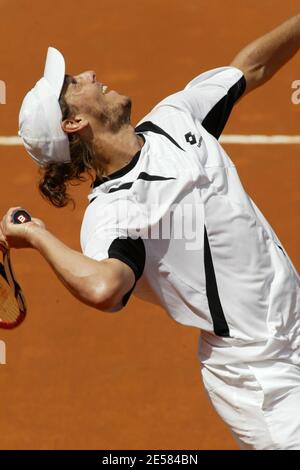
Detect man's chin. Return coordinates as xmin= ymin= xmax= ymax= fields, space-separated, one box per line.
xmin=121 ymin=94 xmax=131 ymax=105
xmin=108 ymin=90 xmax=129 ymax=101
xmin=121 ymin=95 xmax=132 ymax=117
xmin=109 ymin=92 xmax=131 ymax=110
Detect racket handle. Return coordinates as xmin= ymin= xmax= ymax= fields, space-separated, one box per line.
xmin=11 ymin=209 xmax=32 ymax=225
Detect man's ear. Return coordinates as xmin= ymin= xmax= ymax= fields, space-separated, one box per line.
xmin=61 ymin=116 xmax=88 ymax=134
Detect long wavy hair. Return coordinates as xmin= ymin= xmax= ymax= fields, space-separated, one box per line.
xmin=38 ymin=76 xmax=104 ymax=207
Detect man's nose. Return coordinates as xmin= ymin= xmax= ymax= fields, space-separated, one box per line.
xmin=76 ymin=70 xmax=97 ymax=83
xmin=87 ymin=70 xmax=96 ymax=82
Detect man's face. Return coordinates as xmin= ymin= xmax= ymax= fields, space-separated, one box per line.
xmin=63 ymin=71 xmax=132 ymax=131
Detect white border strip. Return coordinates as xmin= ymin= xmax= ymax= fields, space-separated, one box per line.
xmin=1 ymin=135 xmax=300 ymax=146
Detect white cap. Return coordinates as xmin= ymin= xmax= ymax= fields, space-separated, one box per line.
xmin=18 ymin=47 xmax=71 ymax=165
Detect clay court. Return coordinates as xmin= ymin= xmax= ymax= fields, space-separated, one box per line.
xmin=0 ymin=0 xmax=299 ymax=450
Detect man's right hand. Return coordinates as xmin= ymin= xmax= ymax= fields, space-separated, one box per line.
xmin=0 ymin=207 xmax=46 ymax=250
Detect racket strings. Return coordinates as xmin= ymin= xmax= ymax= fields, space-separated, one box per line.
xmin=3 ymin=251 xmax=16 ymax=296
xmin=0 ymin=262 xmax=9 ymax=283
xmin=4 ymin=252 xmax=27 ymax=313
xmin=0 ymin=250 xmax=26 ymax=327
xmin=0 ymin=264 xmax=20 ymax=323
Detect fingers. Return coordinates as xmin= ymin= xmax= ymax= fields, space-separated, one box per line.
xmin=1 ymin=207 xmax=45 ymax=230
xmin=1 ymin=207 xmax=21 ymax=231
xmin=1 ymin=208 xmax=47 ymax=248
xmin=0 ymin=208 xmax=40 ymax=249
xmin=2 ymin=207 xmax=29 ymax=226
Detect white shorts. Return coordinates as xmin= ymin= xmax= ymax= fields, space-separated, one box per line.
xmin=201 ymin=359 xmax=300 ymax=449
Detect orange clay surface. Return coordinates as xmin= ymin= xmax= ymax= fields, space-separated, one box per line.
xmin=0 ymin=0 xmax=299 ymax=450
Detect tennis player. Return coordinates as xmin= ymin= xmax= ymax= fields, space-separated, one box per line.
xmin=1 ymin=12 xmax=300 ymax=449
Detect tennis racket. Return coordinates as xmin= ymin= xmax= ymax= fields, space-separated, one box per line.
xmin=0 ymin=209 xmax=31 ymax=329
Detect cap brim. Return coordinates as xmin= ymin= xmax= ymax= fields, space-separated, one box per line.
xmin=43 ymin=47 xmax=65 ymax=98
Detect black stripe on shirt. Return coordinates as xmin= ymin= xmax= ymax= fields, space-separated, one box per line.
xmin=135 ymin=121 xmax=185 ymax=151
xmin=108 ymin=172 xmax=175 ymax=193
xmin=202 ymin=75 xmax=246 ymax=139
xmin=204 ymin=226 xmax=230 ymax=337
xmin=108 ymin=236 xmax=146 ymax=306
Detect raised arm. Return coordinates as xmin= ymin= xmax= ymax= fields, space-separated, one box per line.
xmin=231 ymin=13 xmax=300 ymax=94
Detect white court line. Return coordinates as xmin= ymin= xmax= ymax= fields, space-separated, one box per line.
xmin=0 ymin=136 xmax=22 ymax=145
xmin=1 ymin=135 xmax=300 ymax=146
xmin=220 ymin=135 xmax=300 ymax=144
